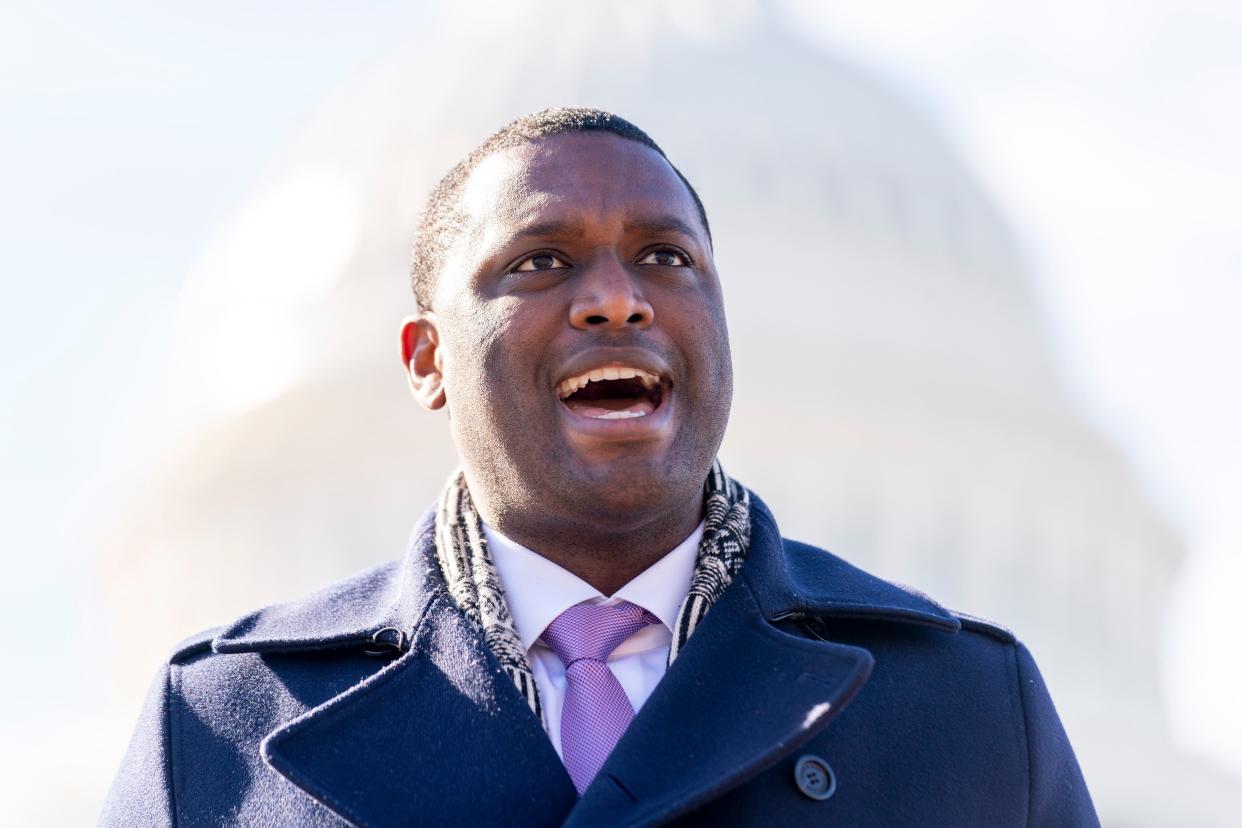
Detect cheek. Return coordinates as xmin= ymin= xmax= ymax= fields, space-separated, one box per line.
xmin=674 ymin=298 xmax=731 ymax=371
xmin=444 ymin=302 xmax=544 ymax=405
xmin=438 ymin=308 xmax=503 ymax=398
xmin=688 ymin=323 xmax=733 ymax=416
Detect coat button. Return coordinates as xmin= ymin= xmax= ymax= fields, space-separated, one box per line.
xmin=793 ymin=754 xmax=837 ymax=801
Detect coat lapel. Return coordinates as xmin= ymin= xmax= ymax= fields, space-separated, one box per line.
xmin=260 ymin=591 xmax=577 ymax=827
xmin=213 ymin=516 xmax=577 ymax=827
xmin=565 ymin=579 xmax=873 ymax=827
xmin=565 ymin=494 xmax=961 ymax=828
xmin=563 ymin=495 xmax=878 ymax=827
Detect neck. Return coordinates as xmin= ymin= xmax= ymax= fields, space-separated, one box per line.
xmin=475 ymin=486 xmax=704 ymax=596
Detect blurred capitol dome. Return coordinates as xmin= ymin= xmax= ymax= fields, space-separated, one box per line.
xmin=102 ymin=1 xmax=1238 ymax=824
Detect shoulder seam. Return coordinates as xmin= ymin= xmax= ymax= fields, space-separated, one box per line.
xmin=1013 ymin=642 xmax=1034 ymax=828
xmin=165 ymin=662 xmax=181 ymax=827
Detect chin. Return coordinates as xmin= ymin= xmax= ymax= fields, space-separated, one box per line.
xmin=557 ymin=447 xmax=704 ymax=520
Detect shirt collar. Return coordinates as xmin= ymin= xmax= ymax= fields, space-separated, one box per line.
xmin=483 ymin=521 xmax=705 ymax=652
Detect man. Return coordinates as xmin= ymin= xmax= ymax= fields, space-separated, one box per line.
xmin=103 ymin=108 xmax=1098 ymax=826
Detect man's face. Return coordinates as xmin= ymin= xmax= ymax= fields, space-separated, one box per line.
xmin=406 ymin=132 xmax=732 ymax=523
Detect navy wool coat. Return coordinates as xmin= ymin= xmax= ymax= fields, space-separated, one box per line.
xmin=102 ymin=493 xmax=1098 ymax=826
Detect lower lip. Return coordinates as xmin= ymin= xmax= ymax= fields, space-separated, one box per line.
xmin=556 ymin=387 xmax=675 ymax=443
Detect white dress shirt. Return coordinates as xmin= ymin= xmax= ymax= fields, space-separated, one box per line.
xmin=482 ymin=520 xmax=704 ymax=759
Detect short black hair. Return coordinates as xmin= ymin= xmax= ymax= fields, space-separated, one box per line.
xmin=409 ymin=107 xmax=712 ymax=311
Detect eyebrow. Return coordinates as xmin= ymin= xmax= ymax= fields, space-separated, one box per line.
xmin=509 ymin=220 xmax=585 ymax=242
xmin=506 ymin=215 xmax=704 ymax=244
xmin=623 ymin=216 xmax=703 ymax=239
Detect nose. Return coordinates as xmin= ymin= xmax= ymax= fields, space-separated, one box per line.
xmin=569 ymin=253 xmax=654 ymax=331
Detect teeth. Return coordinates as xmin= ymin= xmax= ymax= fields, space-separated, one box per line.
xmin=556 ymin=365 xmax=662 ymax=399
xmin=591 ymin=409 xmax=646 ymax=419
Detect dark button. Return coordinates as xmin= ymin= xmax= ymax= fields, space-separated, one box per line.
xmin=793 ymin=754 xmax=837 ymax=801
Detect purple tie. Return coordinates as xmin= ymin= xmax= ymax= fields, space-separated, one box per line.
xmin=541 ymin=600 xmax=660 ymax=794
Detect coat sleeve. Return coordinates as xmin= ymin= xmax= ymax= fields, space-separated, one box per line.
xmin=1015 ymin=641 xmax=1099 ymax=827
xmin=100 ymin=663 xmax=177 ymax=826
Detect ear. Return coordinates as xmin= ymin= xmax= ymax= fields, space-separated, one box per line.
xmin=400 ymin=315 xmax=446 ymax=411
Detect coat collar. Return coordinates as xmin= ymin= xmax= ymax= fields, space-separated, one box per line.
xmin=212 ymin=493 xmax=958 ymax=657
xmin=212 ymin=511 xmax=441 ymax=655
xmin=214 ymin=489 xmax=961 ymax=827
xmin=743 ymin=493 xmax=960 ymax=633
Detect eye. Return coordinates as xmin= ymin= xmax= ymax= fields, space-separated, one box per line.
xmin=512 ymin=252 xmax=569 ymax=272
xmin=638 ymin=248 xmax=692 ymax=267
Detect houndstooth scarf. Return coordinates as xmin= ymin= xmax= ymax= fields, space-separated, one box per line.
xmin=433 ymin=459 xmax=751 ymax=724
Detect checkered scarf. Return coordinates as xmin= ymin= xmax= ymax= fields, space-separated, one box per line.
xmin=433 ymin=459 xmax=751 ymax=723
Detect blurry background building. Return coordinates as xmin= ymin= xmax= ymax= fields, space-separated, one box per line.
xmin=5 ymin=0 xmax=1240 ymax=825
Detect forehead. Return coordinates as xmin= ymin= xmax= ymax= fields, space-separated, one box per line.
xmin=457 ymin=132 xmax=701 ymax=236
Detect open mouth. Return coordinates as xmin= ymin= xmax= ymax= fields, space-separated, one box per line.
xmin=556 ymin=365 xmax=666 ymax=420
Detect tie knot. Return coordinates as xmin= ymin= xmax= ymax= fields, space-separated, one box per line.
xmin=541 ymin=600 xmax=660 ymax=667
